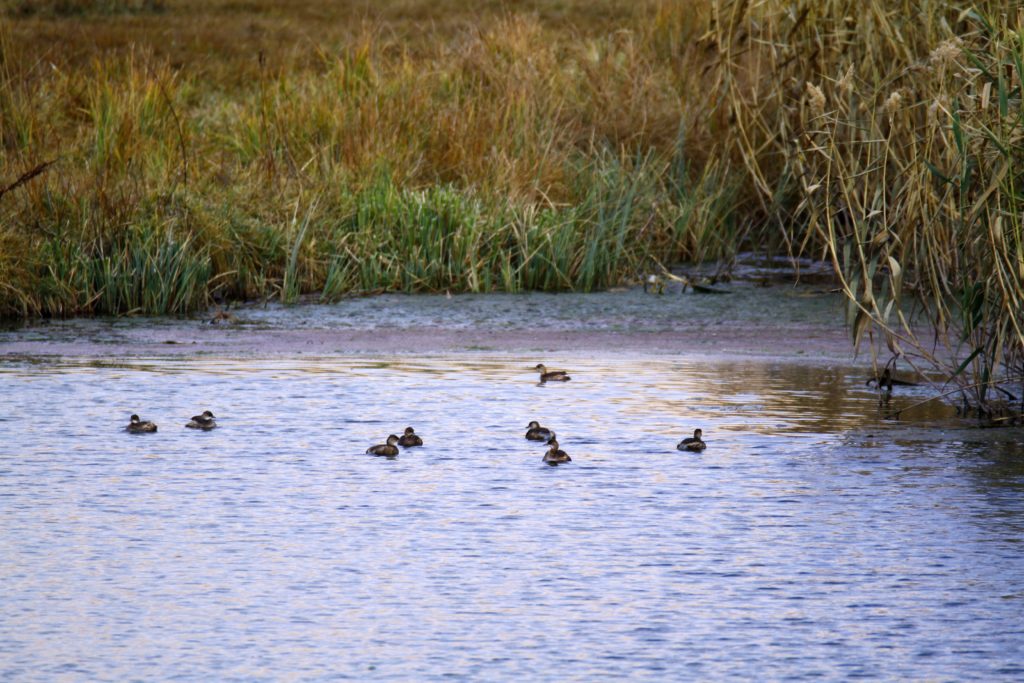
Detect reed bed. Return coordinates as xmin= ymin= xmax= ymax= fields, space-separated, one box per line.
xmin=0 ymin=0 xmax=1021 ymax=413
xmin=716 ymin=1 xmax=1023 ymax=416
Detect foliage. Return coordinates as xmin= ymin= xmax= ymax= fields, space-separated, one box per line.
xmin=662 ymin=0 xmax=1022 ymax=415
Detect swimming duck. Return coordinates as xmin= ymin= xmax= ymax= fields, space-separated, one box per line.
xmin=398 ymin=427 xmax=423 ymax=447
xmin=126 ymin=414 xmax=157 ymax=433
xmin=677 ymin=428 xmax=706 ymax=452
xmin=186 ymin=410 xmax=217 ymax=430
xmin=525 ymin=421 xmax=554 ymax=441
xmin=543 ymin=436 xmax=572 ymax=465
xmin=866 ymin=367 xmax=919 ymax=388
xmin=535 ymin=363 xmax=571 ymax=382
xmin=367 ymin=434 xmax=400 ymax=456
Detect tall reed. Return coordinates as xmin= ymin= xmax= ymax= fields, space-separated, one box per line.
xmin=704 ymin=0 xmax=1022 ymax=415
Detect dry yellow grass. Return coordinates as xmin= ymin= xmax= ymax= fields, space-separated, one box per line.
xmin=1 ymin=0 xmax=722 ymax=309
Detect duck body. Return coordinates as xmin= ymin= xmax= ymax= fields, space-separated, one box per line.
xmin=398 ymin=427 xmax=423 ymax=447
xmin=186 ymin=410 xmax=217 ymax=430
xmin=126 ymin=414 xmax=157 ymax=433
xmin=535 ymin=363 xmax=571 ymax=383
xmin=525 ymin=421 xmax=553 ymax=441
xmin=866 ymin=368 xmax=918 ymax=387
xmin=677 ymin=428 xmax=706 ymax=452
xmin=367 ymin=435 xmax=400 ymax=456
xmin=543 ymin=437 xmax=572 ymax=465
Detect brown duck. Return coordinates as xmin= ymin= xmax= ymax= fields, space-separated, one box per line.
xmin=186 ymin=410 xmax=217 ymax=430
xmin=677 ymin=428 xmax=706 ymax=452
xmin=367 ymin=435 xmax=400 ymax=456
xmin=543 ymin=436 xmax=572 ymax=465
xmin=525 ymin=421 xmax=554 ymax=441
xmin=126 ymin=414 xmax=157 ymax=433
xmin=535 ymin=364 xmax=571 ymax=382
xmin=398 ymin=427 xmax=423 ymax=447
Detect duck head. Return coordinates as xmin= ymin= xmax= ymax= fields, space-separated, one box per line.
xmin=403 ymin=427 xmax=416 ymax=436
xmin=130 ymin=414 xmax=141 ymax=424
xmin=386 ymin=434 xmax=400 ymax=446
xmin=693 ymin=428 xmax=703 ymax=439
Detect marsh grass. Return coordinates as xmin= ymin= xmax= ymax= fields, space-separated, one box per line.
xmin=0 ymin=3 xmax=734 ymax=317
xmin=0 ymin=0 xmax=1021 ymax=413
xmin=32 ymin=224 xmax=208 ymax=316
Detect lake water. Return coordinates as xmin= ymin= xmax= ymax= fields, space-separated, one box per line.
xmin=2 ymin=352 xmax=1023 ymax=680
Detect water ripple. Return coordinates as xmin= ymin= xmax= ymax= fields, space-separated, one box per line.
xmin=0 ymin=356 xmax=1022 ymax=680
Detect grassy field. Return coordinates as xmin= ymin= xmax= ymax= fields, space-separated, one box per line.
xmin=1 ymin=0 xmax=1021 ymax=412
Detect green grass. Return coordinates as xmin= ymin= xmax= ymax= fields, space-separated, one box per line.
xmin=32 ymin=223 xmax=209 ymax=316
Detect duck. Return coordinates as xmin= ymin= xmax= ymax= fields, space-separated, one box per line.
xmin=367 ymin=434 xmax=400 ymax=456
xmin=866 ymin=367 xmax=919 ymax=388
xmin=397 ymin=427 xmax=423 ymax=447
xmin=543 ymin=436 xmax=572 ymax=465
xmin=125 ymin=414 xmax=157 ymax=433
xmin=185 ymin=410 xmax=217 ymax=430
xmin=677 ymin=428 xmax=706 ymax=452
xmin=525 ymin=421 xmax=554 ymax=441
xmin=535 ymin=363 xmax=571 ymax=382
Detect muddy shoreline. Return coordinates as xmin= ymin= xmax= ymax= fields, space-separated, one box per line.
xmin=0 ymin=287 xmax=857 ymax=363
xmin=0 ymin=323 xmax=854 ymax=360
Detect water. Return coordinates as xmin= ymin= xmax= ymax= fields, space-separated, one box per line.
xmin=2 ymin=354 xmax=1023 ymax=680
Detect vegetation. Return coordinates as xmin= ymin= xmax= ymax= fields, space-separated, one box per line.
xmin=0 ymin=0 xmax=1021 ymax=414
xmin=780 ymin=4 xmax=1023 ymax=417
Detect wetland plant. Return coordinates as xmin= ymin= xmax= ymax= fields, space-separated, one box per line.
xmin=697 ymin=0 xmax=1021 ymax=417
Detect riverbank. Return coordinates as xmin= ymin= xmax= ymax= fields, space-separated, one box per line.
xmin=0 ymin=285 xmax=855 ymax=362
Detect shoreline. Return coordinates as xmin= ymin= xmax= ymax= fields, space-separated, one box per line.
xmin=0 ymin=288 xmax=859 ymax=364
xmin=0 ymin=323 xmax=856 ymax=364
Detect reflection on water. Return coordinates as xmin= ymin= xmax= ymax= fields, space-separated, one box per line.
xmin=1 ymin=356 xmax=1022 ymax=680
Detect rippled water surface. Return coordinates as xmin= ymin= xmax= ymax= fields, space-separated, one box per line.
xmin=2 ymin=355 xmax=1023 ymax=680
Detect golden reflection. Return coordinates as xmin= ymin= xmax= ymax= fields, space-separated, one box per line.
xmin=2 ymin=354 xmax=960 ymax=438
